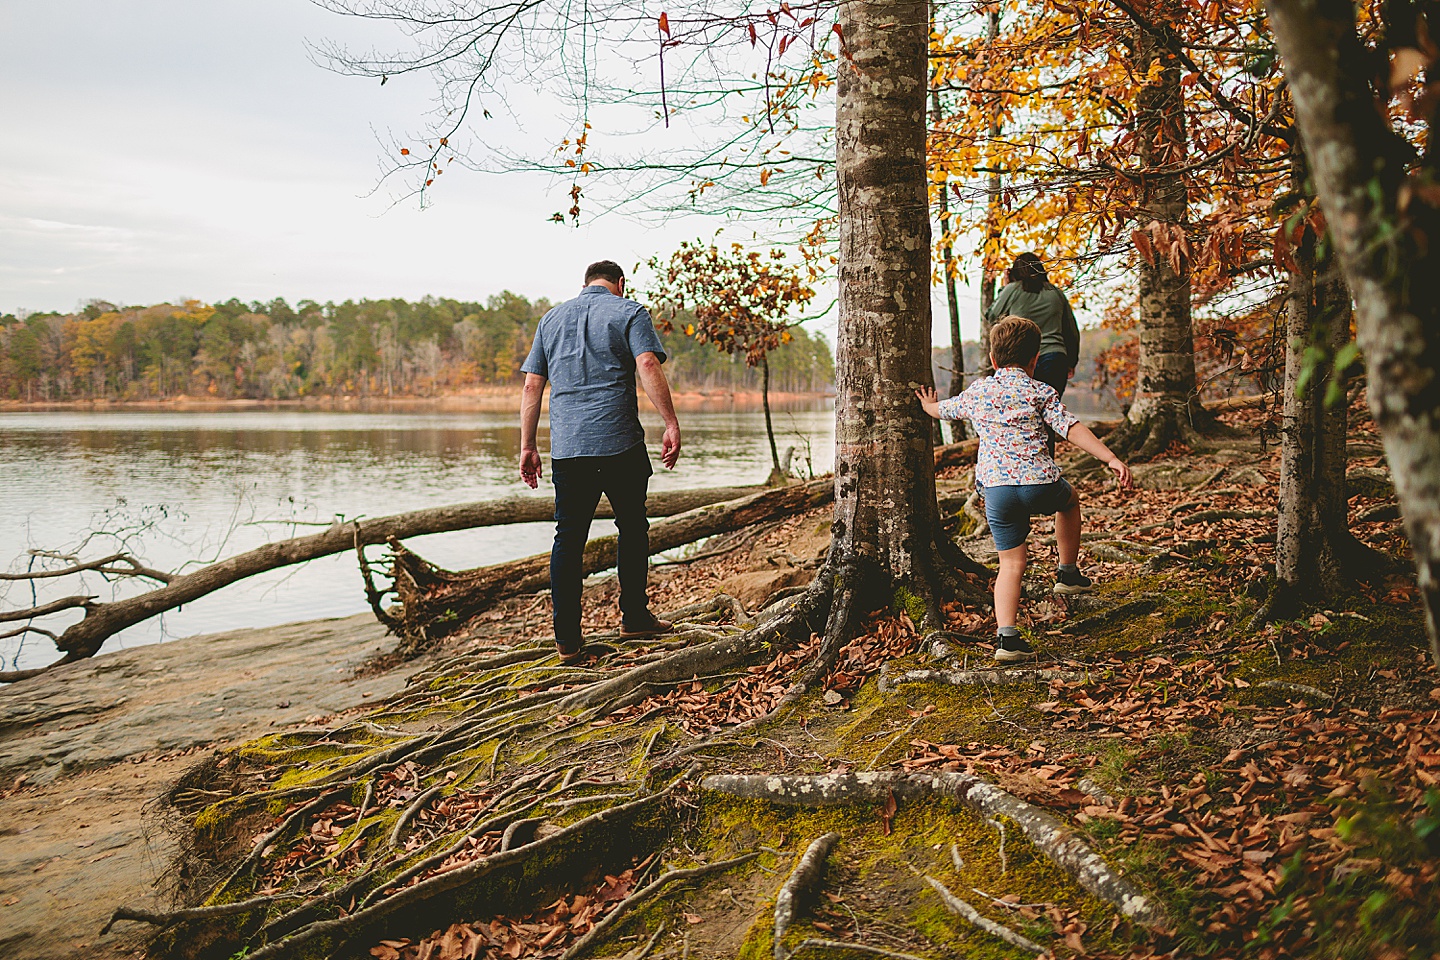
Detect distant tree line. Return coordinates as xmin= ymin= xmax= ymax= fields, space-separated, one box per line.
xmin=0 ymin=295 xmax=834 ymax=402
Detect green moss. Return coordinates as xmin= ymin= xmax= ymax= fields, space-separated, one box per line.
xmin=892 ymin=586 xmax=929 ymax=625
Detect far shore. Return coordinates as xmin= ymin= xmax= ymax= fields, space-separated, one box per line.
xmin=0 ymin=386 xmax=836 ymax=414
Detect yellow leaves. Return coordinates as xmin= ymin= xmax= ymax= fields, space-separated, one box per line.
xmin=759 ymin=168 xmax=772 ymax=186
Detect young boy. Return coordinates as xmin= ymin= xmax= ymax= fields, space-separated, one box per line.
xmin=917 ymin=315 xmax=1133 ymax=663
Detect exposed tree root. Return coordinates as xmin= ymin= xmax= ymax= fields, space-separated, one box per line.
xmin=699 ymin=772 xmax=1168 ymax=930
xmin=921 ymin=875 xmax=1044 ymax=954
xmin=790 ymin=939 xmax=933 ymax=960
xmin=1256 ymin=679 xmax=1334 ymax=702
xmin=558 ymin=852 xmax=760 ymax=960
xmin=879 ymin=666 xmax=1079 ymax=692
xmin=773 ymin=833 xmax=840 ymax=960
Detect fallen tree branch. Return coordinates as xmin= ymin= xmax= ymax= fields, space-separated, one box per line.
xmin=774 ymin=833 xmax=839 ymax=959
xmin=921 ymin=876 xmax=1044 ymax=954
xmin=700 ymin=772 xmax=1167 ymax=930
xmin=558 ymin=852 xmax=760 ymax=960
xmin=15 ymin=485 xmax=761 ymax=666
xmin=389 ymin=478 xmax=834 ymax=645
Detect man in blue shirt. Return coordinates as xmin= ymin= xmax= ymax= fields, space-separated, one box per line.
xmin=519 ymin=259 xmax=682 ymax=663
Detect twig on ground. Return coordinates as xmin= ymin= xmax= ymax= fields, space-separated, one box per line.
xmin=922 ymin=876 xmax=1044 ymax=954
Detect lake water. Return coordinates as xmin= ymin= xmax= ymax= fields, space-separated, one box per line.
xmin=0 ymin=402 xmax=834 ymax=672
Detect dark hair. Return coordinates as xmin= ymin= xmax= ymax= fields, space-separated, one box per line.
xmin=990 ymin=315 xmax=1042 ymax=368
xmin=1007 ymin=252 xmax=1047 ymax=294
xmin=583 ymin=260 xmax=625 ymax=285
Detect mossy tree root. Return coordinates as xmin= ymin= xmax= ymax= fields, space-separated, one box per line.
xmin=699 ymin=771 xmax=1168 ymax=930
xmin=773 ymin=832 xmax=840 ymax=960
xmin=921 ymin=875 xmax=1044 ymax=954
xmin=557 ymin=852 xmax=760 ymax=960
xmin=240 ymin=780 xmax=687 ymax=960
xmin=878 ymin=666 xmax=1080 ymax=692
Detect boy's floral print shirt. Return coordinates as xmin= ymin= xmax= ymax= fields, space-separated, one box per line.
xmin=937 ymin=367 xmax=1080 ymax=486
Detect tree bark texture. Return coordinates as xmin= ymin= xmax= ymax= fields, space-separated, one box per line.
xmin=42 ymin=486 xmax=760 ymax=664
xmin=834 ymin=0 xmax=962 ymax=617
xmin=1273 ymin=147 xmax=1367 ymax=608
xmin=389 ymin=479 xmax=834 ymax=647
xmin=761 ymin=354 xmax=783 ymax=478
xmin=1269 ymin=0 xmax=1440 ymax=665
xmin=1113 ymin=21 xmax=1206 ymax=457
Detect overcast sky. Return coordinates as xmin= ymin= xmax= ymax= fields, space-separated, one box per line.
xmin=0 ymin=0 xmax=982 ymax=344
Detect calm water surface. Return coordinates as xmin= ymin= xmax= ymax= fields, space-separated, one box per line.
xmin=0 ymin=403 xmax=834 ymax=671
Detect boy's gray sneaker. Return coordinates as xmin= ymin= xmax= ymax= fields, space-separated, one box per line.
xmin=1053 ymin=567 xmax=1093 ymax=595
xmin=994 ymin=634 xmax=1036 ymax=663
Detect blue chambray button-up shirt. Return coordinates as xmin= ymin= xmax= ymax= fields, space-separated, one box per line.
xmin=521 ymin=285 xmax=669 ymax=460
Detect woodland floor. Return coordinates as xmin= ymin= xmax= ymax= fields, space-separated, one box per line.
xmin=50 ymin=397 xmax=1440 ymax=960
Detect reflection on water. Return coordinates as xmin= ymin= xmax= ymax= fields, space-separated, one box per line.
xmin=0 ymin=402 xmax=834 ymax=671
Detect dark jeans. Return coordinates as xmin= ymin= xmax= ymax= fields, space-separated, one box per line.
xmin=1033 ymin=352 xmax=1070 ymax=457
xmin=550 ymin=442 xmax=653 ymax=645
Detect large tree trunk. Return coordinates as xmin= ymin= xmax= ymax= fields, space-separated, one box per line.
xmin=1107 ymin=21 xmax=1209 ymax=459
xmin=1269 ymin=0 xmax=1440 ymax=666
xmin=1267 ymin=143 xmax=1374 ymax=619
xmin=832 ymin=0 xmax=978 ymax=632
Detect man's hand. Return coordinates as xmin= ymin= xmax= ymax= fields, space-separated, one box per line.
xmin=914 ymin=386 xmax=943 ymax=419
xmin=1107 ymin=457 xmax=1133 ymax=491
xmin=660 ymin=423 xmax=682 ymax=470
xmin=520 ymin=447 xmax=543 ymax=489
xmin=1068 ymin=367 xmax=1076 ymax=380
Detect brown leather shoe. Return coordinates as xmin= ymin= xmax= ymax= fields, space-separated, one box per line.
xmin=556 ymin=639 xmax=586 ymax=665
xmin=619 ymin=613 xmax=673 ymax=640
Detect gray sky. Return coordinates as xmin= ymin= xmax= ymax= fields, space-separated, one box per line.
xmin=0 ymin=0 xmax=981 ymax=344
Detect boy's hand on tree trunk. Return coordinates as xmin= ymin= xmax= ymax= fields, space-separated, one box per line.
xmin=915 ymin=387 xmax=943 ymax=419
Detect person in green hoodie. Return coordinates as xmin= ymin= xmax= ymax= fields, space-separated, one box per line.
xmin=985 ymin=252 xmax=1080 ymax=400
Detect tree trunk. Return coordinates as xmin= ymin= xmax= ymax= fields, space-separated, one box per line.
xmin=29 ymin=485 xmax=760 ymax=667
xmin=1268 ymin=144 xmax=1374 ymax=619
xmin=931 ymin=88 xmax=967 ymax=444
xmin=976 ymin=3 xmax=1001 ymax=383
xmin=761 ymin=354 xmax=784 ymax=482
xmin=1269 ymin=0 xmax=1440 ymax=666
xmin=1107 ymin=21 xmax=1208 ymax=459
xmin=833 ymin=0 xmax=978 ymax=630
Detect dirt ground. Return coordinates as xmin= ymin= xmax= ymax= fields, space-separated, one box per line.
xmin=0 ymin=614 xmax=423 ymax=959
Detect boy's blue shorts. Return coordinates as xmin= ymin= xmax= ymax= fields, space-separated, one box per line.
xmin=977 ymin=479 xmax=1076 ymax=551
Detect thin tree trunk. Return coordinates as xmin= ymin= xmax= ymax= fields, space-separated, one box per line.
xmin=1109 ymin=20 xmax=1207 ymax=458
xmin=976 ymin=3 xmax=1001 ymax=382
xmin=931 ymin=87 xmax=967 ymax=443
xmin=1269 ymin=0 xmax=1440 ymax=666
xmin=1268 ymin=143 xmax=1372 ymax=620
xmin=834 ymin=0 xmax=977 ymax=627
xmin=761 ymin=354 xmax=783 ymax=480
